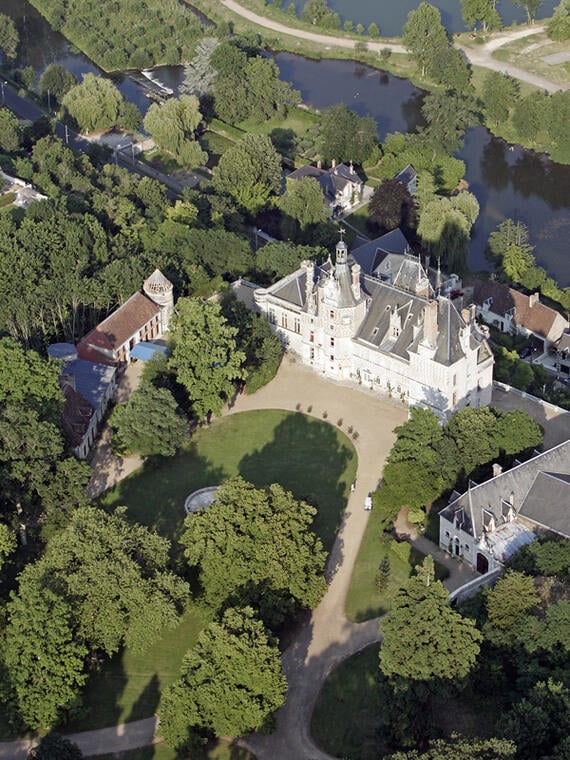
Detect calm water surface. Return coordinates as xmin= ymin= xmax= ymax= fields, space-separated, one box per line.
xmin=3 ymin=0 xmax=569 ymax=284
xmin=288 ymin=0 xmax=558 ymax=36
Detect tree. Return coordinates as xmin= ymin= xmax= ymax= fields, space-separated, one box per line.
xmin=368 ymin=178 xmax=416 ymax=231
xmin=181 ymin=478 xmax=327 ymax=625
xmin=417 ymin=193 xmax=478 ymax=273
xmin=169 ymin=298 xmax=245 ymax=419
xmin=512 ymin=92 xmax=549 ymax=142
xmin=110 ymin=384 xmax=188 ymax=456
xmin=388 ymin=735 xmax=516 ymax=759
xmin=461 ymin=0 xmax=502 ymax=31
xmin=180 ymin=36 xmax=220 ymax=96
xmin=38 ymin=65 xmax=77 ymax=104
xmin=368 ymin=21 xmax=380 ymax=36
xmin=3 ymin=564 xmax=88 ymax=728
xmin=380 ymin=556 xmax=482 ymax=681
xmin=547 ymin=0 xmax=570 ymax=40
xmin=28 ymin=733 xmax=83 ymax=760
xmin=0 ymin=108 xmax=21 ymax=152
xmin=514 ymin=0 xmax=543 ymax=23
xmin=143 ymin=95 xmax=207 ymax=169
xmin=301 ymin=0 xmax=340 ymax=27
xmin=279 ymin=177 xmax=328 ymax=230
xmin=0 ymin=12 xmax=18 ymax=60
xmin=62 ymin=74 xmax=128 ymax=132
xmin=256 ymin=242 xmax=323 ymax=282
xmin=212 ymin=134 xmax=282 ymax=214
xmin=0 ymin=522 xmax=16 ymax=570
xmin=493 ymin=409 xmax=543 ymax=456
xmin=430 ymin=44 xmax=472 ymax=92
xmin=485 ymin=570 xmax=540 ymax=631
xmin=160 ymin=607 xmax=287 ymax=749
xmin=445 ymin=406 xmax=500 ymax=476
xmin=319 ymin=103 xmax=378 ymax=165
xmin=482 ymin=71 xmax=520 ymax=126
xmin=421 ymin=91 xmax=473 ymax=156
xmin=487 ymin=219 xmax=536 ymax=283
xmin=402 ymin=2 xmax=449 ymax=78
xmin=547 ymin=90 xmax=570 ymax=155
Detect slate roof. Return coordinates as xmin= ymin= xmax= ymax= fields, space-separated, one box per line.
xmin=287 ymin=163 xmax=361 ymax=205
xmin=79 ymin=293 xmax=160 ymax=353
xmin=473 ymin=280 xmax=568 ymax=341
xmin=439 ymin=440 xmax=570 ymax=541
xmin=554 ymin=331 xmax=570 ymax=355
xmin=62 ymin=359 xmax=116 ymax=410
xmin=394 ymin=163 xmax=417 ymax=186
xmin=350 ymin=229 xmax=411 ymax=275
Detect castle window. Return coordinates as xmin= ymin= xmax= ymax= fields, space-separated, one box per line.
xmin=453 ymin=374 xmax=457 ymax=386
xmin=452 ymin=392 xmax=457 ymax=406
xmin=330 ymin=337 xmax=335 ymax=347
xmin=294 ymin=317 xmax=301 ymax=333
xmin=269 ymin=308 xmax=276 ymax=325
xmin=309 ymin=331 xmax=314 ymax=343
xmin=329 ymin=310 xmax=335 ymax=319
xmin=281 ymin=313 xmax=288 ymax=329
xmin=330 ymin=354 xmax=334 ymax=362
xmin=310 ymin=347 xmax=314 ymax=361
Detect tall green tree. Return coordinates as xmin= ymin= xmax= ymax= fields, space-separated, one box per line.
xmin=402 ymin=2 xmax=449 ymax=78
xmin=319 ymin=103 xmax=378 ymax=165
xmin=0 ymin=108 xmax=21 ymax=152
xmin=512 ymin=92 xmax=549 ymax=142
xmin=279 ymin=177 xmax=328 ymax=230
xmin=212 ymin=134 xmax=282 ymax=214
xmin=0 ymin=12 xmax=18 ymax=60
xmin=388 ymin=735 xmax=516 ymax=759
xmin=482 ymin=71 xmax=520 ymax=126
xmin=160 ymin=607 xmax=287 ymax=749
xmin=380 ymin=556 xmax=482 ymax=682
xmin=368 ymin=178 xmax=416 ymax=231
xmin=180 ymin=36 xmax=220 ymax=97
xmin=110 ymin=384 xmax=188 ymax=456
xmin=461 ymin=0 xmax=502 ymax=30
xmin=421 ymin=91 xmax=473 ymax=155
xmin=547 ymin=0 xmax=570 ymax=40
xmin=301 ymin=0 xmax=340 ymax=27
xmin=143 ymin=95 xmax=207 ymax=169
xmin=38 ymin=65 xmax=78 ymax=104
xmin=169 ymin=298 xmax=245 ymax=419
xmin=514 ymin=0 xmax=543 ymax=23
xmin=62 ymin=74 xmax=137 ymax=133
xmin=181 ymin=478 xmax=327 ymax=625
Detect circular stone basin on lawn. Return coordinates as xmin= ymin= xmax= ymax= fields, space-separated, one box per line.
xmin=184 ymin=486 xmax=220 ymax=515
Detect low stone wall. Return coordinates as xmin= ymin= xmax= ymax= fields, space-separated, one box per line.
xmin=493 ymin=380 xmax=567 ymax=416
xmin=448 ymin=566 xmax=503 ymax=605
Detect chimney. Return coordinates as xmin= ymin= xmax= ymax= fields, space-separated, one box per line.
xmin=351 ymin=263 xmax=361 ymax=300
xmin=302 ymin=260 xmax=316 ymax=313
xmin=317 ymin=160 xmax=322 ymax=169
xmin=529 ymin=292 xmax=540 ymax=308
xmin=492 ymin=463 xmax=503 ymax=478
xmin=423 ymin=300 xmax=438 ymax=348
xmin=424 ymin=254 xmax=430 ymax=272
xmin=331 ymin=158 xmax=336 ymax=169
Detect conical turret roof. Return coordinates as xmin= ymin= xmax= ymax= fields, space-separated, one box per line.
xmin=143 ymin=268 xmax=172 ymax=295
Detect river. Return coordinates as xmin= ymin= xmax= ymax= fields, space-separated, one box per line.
xmin=287 ymin=0 xmax=559 ymax=37
xmin=2 ymin=0 xmax=569 ymax=285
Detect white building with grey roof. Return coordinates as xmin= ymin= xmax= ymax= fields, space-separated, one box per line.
xmin=252 ymin=236 xmax=493 ymax=418
xmin=439 ymin=440 xmax=570 ymax=574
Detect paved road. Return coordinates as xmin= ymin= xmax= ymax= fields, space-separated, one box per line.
xmin=221 ymin=1 xmax=566 ymax=92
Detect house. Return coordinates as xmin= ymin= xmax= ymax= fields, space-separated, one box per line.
xmin=77 ymin=269 xmax=173 ymax=366
xmin=49 ymin=343 xmax=118 ymax=459
xmin=554 ymin=331 xmax=570 ymax=378
xmin=250 ymin=235 xmax=493 ymax=418
xmin=439 ymin=440 xmax=570 ymax=573
xmin=1 ymin=170 xmax=47 ymax=209
xmin=472 ymin=279 xmax=569 ymax=353
xmin=349 ymin=231 xmax=463 ymax=300
xmin=287 ymin=160 xmax=363 ymax=213
xmin=394 ymin=163 xmax=417 ymax=195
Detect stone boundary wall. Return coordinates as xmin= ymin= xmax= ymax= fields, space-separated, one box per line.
xmin=448 ymin=567 xmax=503 ymax=605
xmin=493 ymin=380 xmax=567 ymax=416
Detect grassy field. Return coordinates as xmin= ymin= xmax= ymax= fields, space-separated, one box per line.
xmin=59 ymin=411 xmax=357 ymax=741
xmin=311 ymin=644 xmax=385 ymax=760
xmin=101 ymin=409 xmax=357 ymax=552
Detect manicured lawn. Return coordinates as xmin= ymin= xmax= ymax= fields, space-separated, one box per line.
xmin=345 ymin=499 xmax=448 ymax=622
xmin=74 ymin=412 xmax=356 ymax=734
xmin=101 ymin=410 xmax=358 ymax=553
xmin=311 ymin=644 xmax=385 ymax=760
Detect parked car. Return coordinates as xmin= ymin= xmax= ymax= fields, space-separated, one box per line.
xmin=364 ymin=494 xmax=373 ymax=511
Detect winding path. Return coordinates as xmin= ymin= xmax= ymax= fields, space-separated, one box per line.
xmin=221 ymin=0 xmax=566 ymax=93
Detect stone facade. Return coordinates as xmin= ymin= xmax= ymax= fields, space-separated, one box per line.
xmin=253 ymin=238 xmax=494 ymax=418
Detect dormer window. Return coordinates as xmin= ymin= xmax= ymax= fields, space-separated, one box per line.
xmin=482 ymin=508 xmax=495 ymax=533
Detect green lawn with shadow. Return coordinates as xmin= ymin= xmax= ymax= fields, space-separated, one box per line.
xmin=74 ymin=411 xmax=356 ymax=736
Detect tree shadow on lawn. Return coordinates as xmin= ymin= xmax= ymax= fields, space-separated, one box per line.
xmin=238 ymin=412 xmax=357 ymax=554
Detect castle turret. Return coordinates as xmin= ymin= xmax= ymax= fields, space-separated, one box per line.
xmin=351 ymin=263 xmax=361 ymax=301
xmin=143 ymin=269 xmax=174 ymax=333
